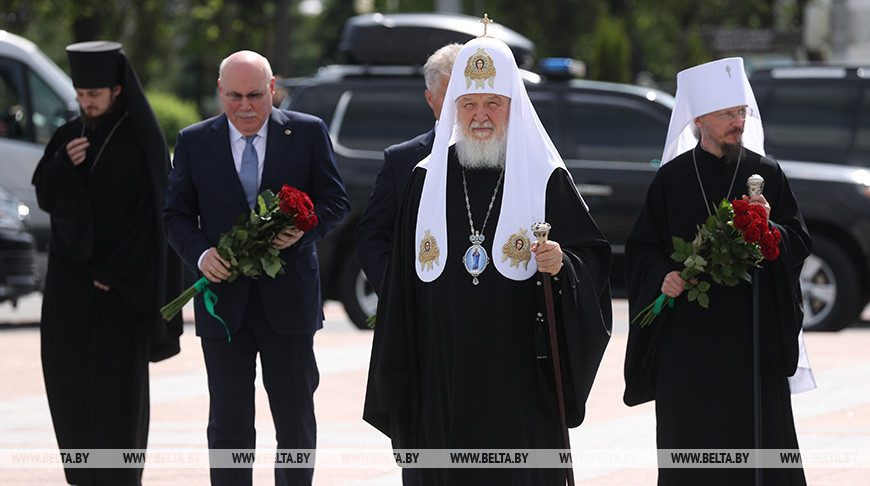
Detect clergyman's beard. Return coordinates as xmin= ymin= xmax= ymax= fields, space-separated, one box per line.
xmin=81 ymin=98 xmax=121 ymax=129
xmin=722 ymin=142 xmax=745 ymax=165
xmin=456 ymin=122 xmax=507 ymax=170
xmin=82 ymin=110 xmax=113 ymax=129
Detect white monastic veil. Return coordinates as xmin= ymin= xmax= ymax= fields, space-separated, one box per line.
xmin=414 ymin=36 xmax=567 ymax=283
xmin=664 ymin=57 xmax=815 ymax=393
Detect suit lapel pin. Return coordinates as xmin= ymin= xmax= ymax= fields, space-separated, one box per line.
xmin=284 ymin=129 xmax=292 ymax=135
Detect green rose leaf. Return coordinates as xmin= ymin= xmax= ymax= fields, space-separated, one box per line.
xmin=262 ymin=255 xmax=282 ymax=278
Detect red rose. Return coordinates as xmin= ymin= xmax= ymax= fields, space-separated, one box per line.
xmin=731 ymin=199 xmax=751 ymax=214
xmin=733 ymin=213 xmax=751 ymax=230
xmin=749 ymin=204 xmax=767 ymax=220
xmin=761 ymin=243 xmax=780 ymax=260
xmin=296 ymin=193 xmax=315 ymax=213
xmin=279 ymin=197 xmax=293 ymax=214
xmin=295 ymin=213 xmax=318 ymax=232
xmin=278 ymin=185 xmax=315 ymax=215
xmin=761 ymin=230 xmax=777 ymax=247
xmin=770 ymin=227 xmax=782 ymax=244
xmin=753 ymin=220 xmax=768 ymax=237
xmin=278 ymin=185 xmax=295 ymax=201
xmin=743 ymin=224 xmax=763 ymax=243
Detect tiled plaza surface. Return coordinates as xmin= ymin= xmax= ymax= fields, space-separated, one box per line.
xmin=1 ymin=295 xmax=868 ymax=485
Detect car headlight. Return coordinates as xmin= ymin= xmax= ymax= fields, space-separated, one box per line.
xmin=0 ymin=198 xmax=26 ymax=230
xmin=17 ymin=202 xmax=30 ymax=225
xmin=852 ymin=169 xmax=870 ymax=198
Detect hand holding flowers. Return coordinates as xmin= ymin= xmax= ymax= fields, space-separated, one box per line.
xmin=160 ymin=185 xmax=318 ymax=339
xmin=633 ymin=198 xmax=781 ymax=328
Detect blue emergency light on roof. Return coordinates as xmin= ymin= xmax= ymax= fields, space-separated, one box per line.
xmin=539 ymin=57 xmax=585 ymax=79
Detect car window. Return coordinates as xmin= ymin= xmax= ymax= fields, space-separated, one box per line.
xmin=337 ymin=88 xmax=433 ymax=151
xmin=28 ymin=71 xmax=69 ymax=145
xmin=528 ymin=90 xmax=557 ymax=137
xmin=0 ymin=58 xmax=29 ymax=142
xmin=567 ymin=98 xmax=666 ymax=163
xmin=762 ymin=84 xmax=859 ymax=151
xmin=855 ymin=88 xmax=870 ymax=151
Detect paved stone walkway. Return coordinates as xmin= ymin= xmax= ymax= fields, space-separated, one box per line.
xmin=0 ymin=296 xmax=867 ymax=484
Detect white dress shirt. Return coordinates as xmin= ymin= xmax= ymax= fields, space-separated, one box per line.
xmin=197 ymin=119 xmax=270 ymax=271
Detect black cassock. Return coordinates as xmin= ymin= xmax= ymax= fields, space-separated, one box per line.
xmin=33 ymin=109 xmax=181 ymax=485
xmin=623 ymin=145 xmax=811 ymax=485
xmin=364 ymin=149 xmax=612 ymax=485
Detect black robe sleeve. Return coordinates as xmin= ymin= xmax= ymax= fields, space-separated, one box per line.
xmin=755 ymin=159 xmax=812 ymax=376
xmin=32 ymin=123 xmax=94 ymax=261
xmin=622 ymin=173 xmax=678 ymax=406
xmin=540 ymin=168 xmax=613 ymax=427
xmin=362 ymin=166 xmax=425 ymax=449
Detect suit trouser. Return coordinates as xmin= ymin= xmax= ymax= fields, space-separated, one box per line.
xmin=201 ymin=282 xmax=319 ymax=486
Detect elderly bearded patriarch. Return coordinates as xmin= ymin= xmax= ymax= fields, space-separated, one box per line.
xmin=364 ymin=33 xmax=613 ymax=486
xmin=454 ymin=99 xmax=508 ymax=170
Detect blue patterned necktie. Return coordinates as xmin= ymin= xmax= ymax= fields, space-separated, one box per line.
xmin=239 ymin=134 xmax=259 ymax=209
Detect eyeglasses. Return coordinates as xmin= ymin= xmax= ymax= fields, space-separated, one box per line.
xmin=225 ymin=91 xmax=266 ymax=102
xmin=715 ymin=108 xmax=752 ymax=123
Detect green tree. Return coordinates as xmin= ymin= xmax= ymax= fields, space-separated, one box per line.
xmin=147 ymin=90 xmax=201 ymax=148
xmin=0 ymin=0 xmax=807 ymax=113
xmin=588 ymin=12 xmax=631 ymax=82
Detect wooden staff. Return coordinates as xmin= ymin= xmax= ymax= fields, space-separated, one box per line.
xmin=532 ymin=221 xmax=575 ymax=486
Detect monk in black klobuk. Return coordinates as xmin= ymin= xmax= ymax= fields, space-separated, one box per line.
xmin=32 ymin=41 xmax=182 ymax=485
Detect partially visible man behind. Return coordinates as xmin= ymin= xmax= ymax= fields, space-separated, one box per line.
xmin=32 ymin=41 xmax=182 ymax=485
xmin=163 ymin=50 xmax=348 ymax=486
xmin=623 ymin=57 xmax=812 ymax=485
xmin=355 ymin=43 xmax=462 ymax=296
xmin=363 ymin=34 xmax=612 ymax=485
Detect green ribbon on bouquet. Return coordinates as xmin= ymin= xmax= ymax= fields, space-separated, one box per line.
xmin=652 ymin=293 xmax=674 ymax=316
xmin=193 ymin=277 xmax=231 ymax=342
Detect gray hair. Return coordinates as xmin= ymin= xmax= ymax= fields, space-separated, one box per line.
xmin=423 ymin=43 xmax=462 ymax=95
xmin=218 ymin=50 xmax=274 ymax=81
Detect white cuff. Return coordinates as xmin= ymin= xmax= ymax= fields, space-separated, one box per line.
xmin=197 ymin=249 xmax=209 ymax=271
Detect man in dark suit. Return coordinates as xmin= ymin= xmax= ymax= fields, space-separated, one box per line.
xmin=163 ymin=50 xmax=349 ymax=486
xmin=355 ymin=43 xmax=462 ymax=295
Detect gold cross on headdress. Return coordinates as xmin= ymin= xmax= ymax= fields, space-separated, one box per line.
xmin=480 ymin=13 xmax=493 ymax=37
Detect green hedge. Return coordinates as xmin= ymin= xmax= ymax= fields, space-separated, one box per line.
xmin=146 ymin=91 xmax=201 ymax=150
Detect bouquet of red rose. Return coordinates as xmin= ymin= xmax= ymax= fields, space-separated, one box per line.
xmin=632 ymin=198 xmax=781 ymax=328
xmin=160 ymin=185 xmax=318 ymax=339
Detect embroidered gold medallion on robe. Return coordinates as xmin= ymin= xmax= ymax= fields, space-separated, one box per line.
xmin=501 ymin=228 xmax=532 ymax=270
xmin=418 ymin=229 xmax=440 ymax=271
xmin=464 ymin=48 xmax=496 ymax=89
